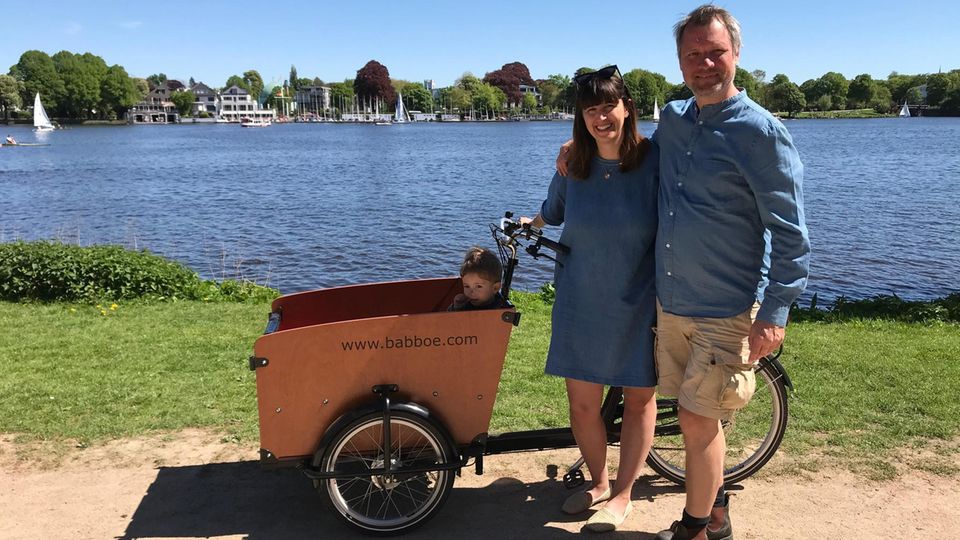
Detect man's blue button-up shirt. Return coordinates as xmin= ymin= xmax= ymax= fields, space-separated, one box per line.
xmin=653 ymin=91 xmax=810 ymax=327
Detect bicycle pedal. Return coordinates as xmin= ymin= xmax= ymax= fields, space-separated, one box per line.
xmin=562 ymin=469 xmax=585 ymax=489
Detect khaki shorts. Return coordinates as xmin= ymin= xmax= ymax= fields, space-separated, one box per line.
xmin=655 ymin=302 xmax=760 ymax=421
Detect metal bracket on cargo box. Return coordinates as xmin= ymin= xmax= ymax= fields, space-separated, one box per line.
xmin=501 ymin=311 xmax=521 ymax=326
xmin=264 ymin=311 xmax=281 ymax=334
xmin=259 ymin=448 xmax=279 ymax=465
xmin=249 ymin=356 xmax=269 ymax=371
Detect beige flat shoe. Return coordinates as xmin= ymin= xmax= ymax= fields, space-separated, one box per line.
xmin=584 ymin=501 xmax=633 ymax=533
xmin=561 ymin=487 xmax=611 ymax=515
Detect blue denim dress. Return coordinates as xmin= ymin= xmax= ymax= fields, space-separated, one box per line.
xmin=540 ymin=149 xmax=659 ymax=387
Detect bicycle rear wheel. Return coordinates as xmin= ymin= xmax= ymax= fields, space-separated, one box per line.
xmin=646 ymin=358 xmax=789 ymax=486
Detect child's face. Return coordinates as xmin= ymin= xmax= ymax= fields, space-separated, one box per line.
xmin=461 ymin=273 xmax=501 ymax=305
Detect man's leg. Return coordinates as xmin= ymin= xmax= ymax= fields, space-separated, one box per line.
xmin=655 ymin=305 xmax=756 ymax=540
xmin=679 ymin=406 xmax=724 ymax=518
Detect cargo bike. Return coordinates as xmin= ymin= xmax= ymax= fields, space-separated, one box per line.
xmin=249 ymin=213 xmax=793 ymax=535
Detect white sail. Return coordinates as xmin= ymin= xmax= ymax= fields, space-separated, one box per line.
xmin=394 ymin=92 xmax=408 ymax=123
xmin=898 ymin=101 xmax=911 ymax=117
xmin=652 ymin=98 xmax=660 ymax=123
xmin=34 ymin=93 xmax=55 ymax=131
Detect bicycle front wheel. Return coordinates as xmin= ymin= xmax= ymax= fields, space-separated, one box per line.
xmin=646 ymin=358 xmax=790 ymax=486
xmin=316 ymin=411 xmax=456 ymax=535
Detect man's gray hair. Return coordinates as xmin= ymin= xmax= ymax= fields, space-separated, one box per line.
xmin=674 ymin=4 xmax=742 ymax=56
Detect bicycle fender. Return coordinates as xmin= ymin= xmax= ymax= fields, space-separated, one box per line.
xmin=310 ymin=398 xmax=454 ymax=467
xmin=764 ymin=356 xmax=794 ymax=393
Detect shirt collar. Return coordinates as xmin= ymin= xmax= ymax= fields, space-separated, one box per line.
xmin=693 ymin=90 xmax=747 ymax=119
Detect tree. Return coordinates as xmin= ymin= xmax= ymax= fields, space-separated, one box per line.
xmin=400 ymin=82 xmax=433 ymax=113
xmin=353 ymin=60 xmax=395 ymax=108
xmin=484 ymin=62 xmax=534 ymax=106
xmin=0 ymin=74 xmax=22 ymax=121
xmin=52 ymin=51 xmax=105 ymax=118
xmin=665 ymin=83 xmax=693 ymax=102
xmin=10 ymin=50 xmax=64 ymax=114
xmin=886 ymin=72 xmax=926 ymax=105
xmin=189 ymin=76 xmax=196 ymax=87
xmin=904 ymin=86 xmax=923 ymax=106
xmin=146 ymin=73 xmax=167 ymax=88
xmin=799 ymin=79 xmax=818 ymax=106
xmin=449 ymin=87 xmax=472 ymax=111
xmin=522 ymin=92 xmax=538 ymax=112
xmin=623 ymin=68 xmax=669 ymax=117
xmin=100 ymin=65 xmax=140 ymax=119
xmin=940 ymin=86 xmax=960 ymax=115
xmin=457 ymin=73 xmax=483 ymax=94
xmin=224 ymin=75 xmax=248 ymax=92
xmin=813 ymin=72 xmax=849 ymax=110
xmin=133 ymin=78 xmax=150 ymax=98
xmin=542 ymin=73 xmax=573 ymax=111
xmin=328 ymin=81 xmax=355 ymax=112
xmin=734 ymin=67 xmax=759 ymax=97
xmin=469 ymin=82 xmax=500 ymax=117
xmin=243 ymin=70 xmax=264 ymax=104
xmin=872 ymin=84 xmax=893 ymax=113
xmin=170 ymin=90 xmax=195 ymax=116
xmin=289 ymin=65 xmax=299 ymax=91
xmin=847 ymin=74 xmax=877 ymax=108
xmin=767 ymin=74 xmax=805 ymax=117
xmin=925 ymin=73 xmax=953 ymax=106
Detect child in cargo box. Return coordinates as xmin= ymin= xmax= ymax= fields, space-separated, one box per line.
xmin=448 ymin=247 xmax=508 ymax=311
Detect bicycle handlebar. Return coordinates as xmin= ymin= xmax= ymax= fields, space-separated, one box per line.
xmin=492 ymin=212 xmax=569 ymax=301
xmin=494 ymin=212 xmax=570 ymax=256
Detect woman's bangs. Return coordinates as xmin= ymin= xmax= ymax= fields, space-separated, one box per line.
xmin=577 ymin=78 xmax=624 ymax=108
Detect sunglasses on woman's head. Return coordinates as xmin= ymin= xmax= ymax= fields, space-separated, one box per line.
xmin=573 ymin=65 xmax=631 ymax=98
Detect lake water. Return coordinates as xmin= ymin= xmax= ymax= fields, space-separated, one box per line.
xmin=2 ymin=118 xmax=958 ymax=304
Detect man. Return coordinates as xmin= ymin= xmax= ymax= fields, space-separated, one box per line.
xmin=558 ymin=5 xmax=809 ymax=539
xmin=651 ymin=5 xmax=810 ymax=540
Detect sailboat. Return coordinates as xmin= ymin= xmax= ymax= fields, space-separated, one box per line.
xmin=652 ymin=98 xmax=660 ymax=123
xmin=33 ymin=93 xmax=55 ymax=131
xmin=898 ymin=101 xmax=911 ymax=117
xmin=393 ymin=92 xmax=410 ymax=124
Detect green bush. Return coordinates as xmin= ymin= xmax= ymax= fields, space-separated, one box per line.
xmin=538 ymin=282 xmax=556 ymax=305
xmin=0 ymin=240 xmax=277 ymax=303
xmin=792 ymin=292 xmax=960 ymax=323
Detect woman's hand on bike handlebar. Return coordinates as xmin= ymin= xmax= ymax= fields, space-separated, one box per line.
xmin=520 ymin=215 xmax=545 ymax=232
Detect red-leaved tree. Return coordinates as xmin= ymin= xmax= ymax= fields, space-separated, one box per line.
xmin=483 ymin=62 xmax=534 ymax=106
xmin=354 ymin=60 xmax=395 ymax=108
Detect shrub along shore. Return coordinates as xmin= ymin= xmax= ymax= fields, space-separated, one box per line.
xmin=0 ymin=241 xmax=957 ymax=479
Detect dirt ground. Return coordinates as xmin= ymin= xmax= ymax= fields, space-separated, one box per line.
xmin=0 ymin=429 xmax=955 ymax=539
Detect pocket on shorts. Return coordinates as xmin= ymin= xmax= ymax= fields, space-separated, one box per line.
xmin=712 ymin=349 xmax=756 ymax=410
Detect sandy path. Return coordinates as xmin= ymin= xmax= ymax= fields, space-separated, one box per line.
xmin=0 ymin=429 xmax=954 ymax=539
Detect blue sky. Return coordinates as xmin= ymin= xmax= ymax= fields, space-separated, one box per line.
xmin=3 ymin=0 xmax=956 ymax=88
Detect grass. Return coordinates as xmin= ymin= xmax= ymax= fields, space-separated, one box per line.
xmin=785 ymin=108 xmax=891 ymax=119
xmin=1 ymin=295 xmax=958 ymax=478
xmin=0 ymin=300 xmax=266 ymax=445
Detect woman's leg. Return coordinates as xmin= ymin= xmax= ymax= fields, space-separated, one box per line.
xmin=603 ymin=386 xmax=657 ymax=515
xmin=566 ymin=378 xmax=609 ymax=499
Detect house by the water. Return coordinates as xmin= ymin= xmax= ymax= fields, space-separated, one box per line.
xmin=127 ymin=81 xmax=276 ymax=124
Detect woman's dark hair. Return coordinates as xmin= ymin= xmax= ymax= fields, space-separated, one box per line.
xmin=568 ymin=70 xmax=650 ymax=180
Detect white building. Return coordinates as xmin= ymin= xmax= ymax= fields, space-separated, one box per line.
xmin=217 ymin=85 xmax=276 ymax=123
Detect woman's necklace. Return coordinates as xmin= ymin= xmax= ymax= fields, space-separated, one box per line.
xmin=602 ymin=162 xmax=622 ymax=180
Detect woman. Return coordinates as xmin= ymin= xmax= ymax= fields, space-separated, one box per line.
xmin=523 ymin=66 xmax=658 ymax=532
